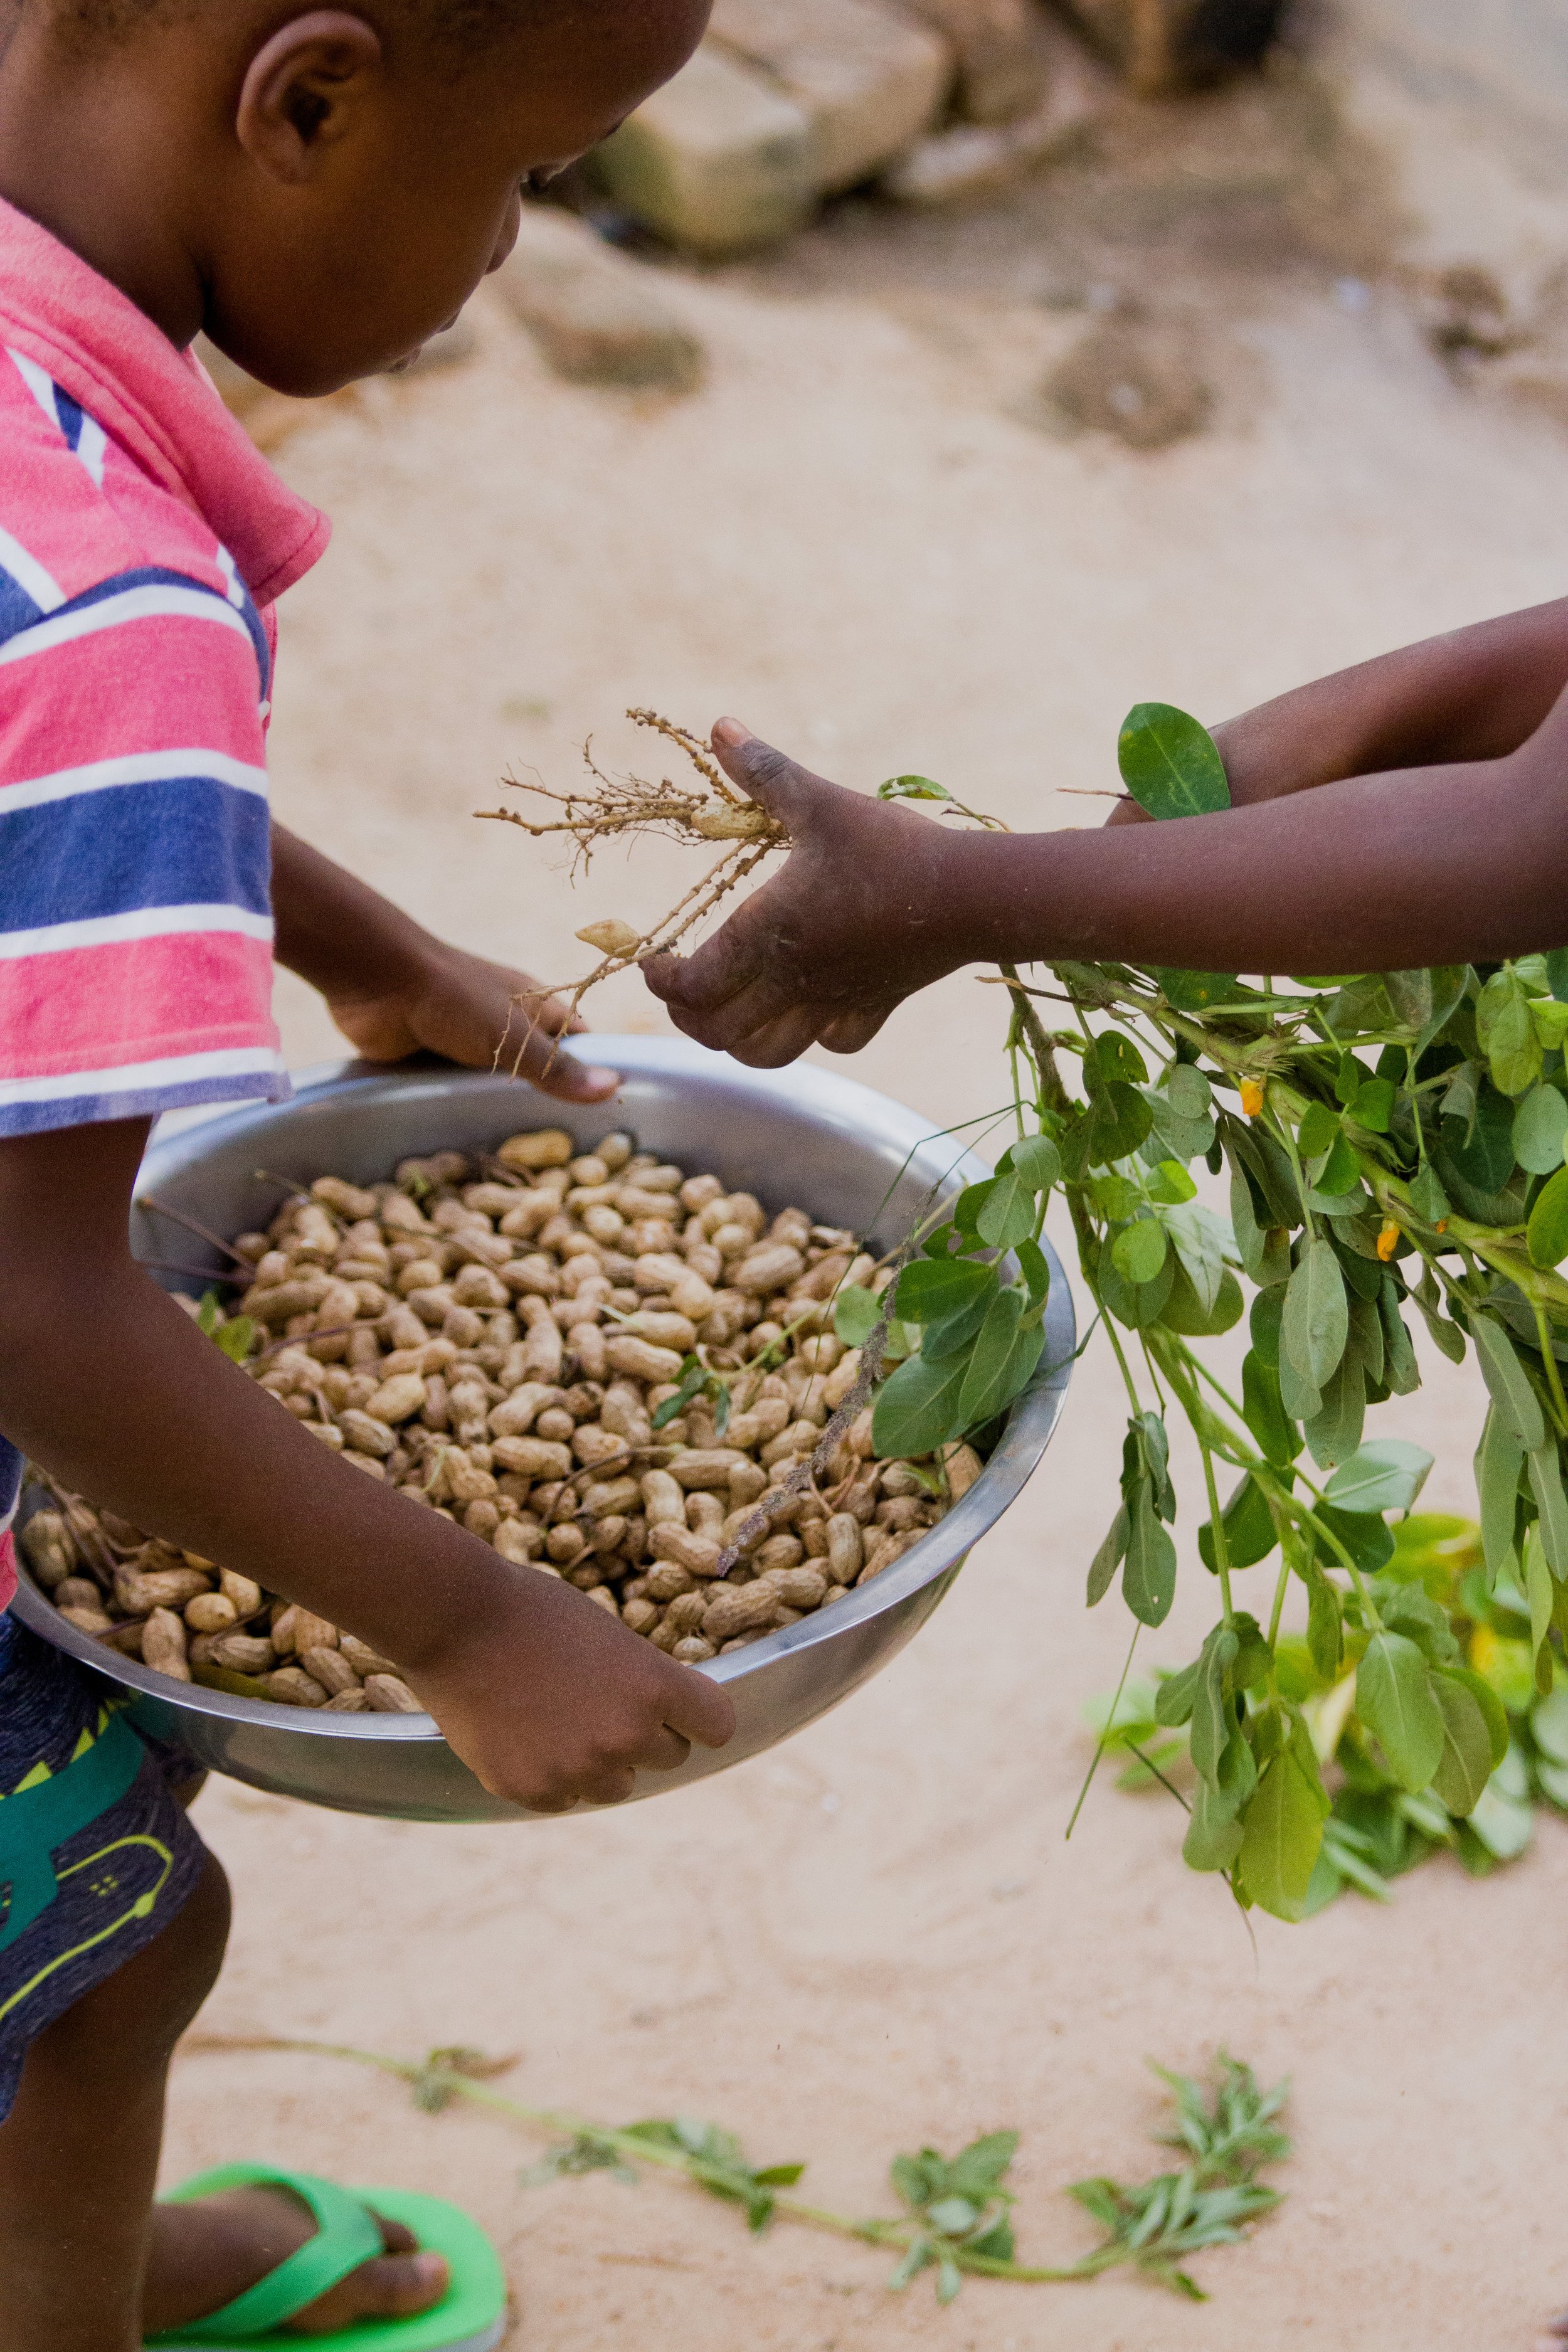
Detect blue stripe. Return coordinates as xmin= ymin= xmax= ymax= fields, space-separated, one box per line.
xmin=15 ymin=566 xmax=270 ymax=700
xmin=0 ymin=776 xmax=272 ymax=934
xmin=51 ymin=386 xmax=84 ymax=453
xmin=0 ymin=1066 xmax=290 ymax=1143
xmin=0 ymin=572 xmax=43 ymax=644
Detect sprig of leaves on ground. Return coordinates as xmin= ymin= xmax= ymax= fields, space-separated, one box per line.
xmin=1092 ymin=1512 xmax=1568 ymax=1906
xmin=185 ymin=2037 xmax=1289 ymax=2305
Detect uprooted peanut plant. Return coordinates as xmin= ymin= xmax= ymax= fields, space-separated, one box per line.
xmin=489 ymin=706 xmax=1568 ymax=1924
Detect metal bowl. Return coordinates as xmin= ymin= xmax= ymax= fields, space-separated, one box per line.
xmin=11 ymin=1044 xmax=1074 ymax=1821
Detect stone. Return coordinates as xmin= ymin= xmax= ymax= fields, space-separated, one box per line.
xmin=707 ymin=0 xmax=951 ymax=194
xmin=1047 ymin=0 xmax=1284 ymax=97
xmin=890 ymin=0 xmax=1047 ymax=124
xmin=492 ymin=207 xmax=704 ymax=391
xmin=1044 ymin=314 xmax=1213 ymax=449
xmin=592 ymin=43 xmax=816 ymax=256
xmin=881 ymin=21 xmax=1108 ymax=203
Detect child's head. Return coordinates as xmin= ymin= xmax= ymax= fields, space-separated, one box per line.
xmin=3 ymin=0 xmax=709 ymax=392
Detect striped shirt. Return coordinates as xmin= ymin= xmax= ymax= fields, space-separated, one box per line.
xmin=0 ymin=196 xmax=329 ymax=1608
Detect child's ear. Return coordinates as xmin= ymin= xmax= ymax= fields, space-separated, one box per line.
xmin=235 ymin=9 xmax=383 ymax=184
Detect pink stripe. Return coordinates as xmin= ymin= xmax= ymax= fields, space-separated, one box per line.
xmin=0 ymin=618 xmax=265 ymax=777
xmin=0 ymin=932 xmax=277 ymax=1078
xmin=0 ymin=1532 xmax=14 ymax=1616
xmin=0 ymin=197 xmax=327 ymax=607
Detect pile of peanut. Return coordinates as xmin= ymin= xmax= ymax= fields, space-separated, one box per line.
xmin=23 ymin=1126 xmax=978 ymax=1710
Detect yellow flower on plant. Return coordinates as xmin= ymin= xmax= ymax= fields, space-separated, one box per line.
xmin=1377 ymin=1219 xmax=1400 ymax=1262
xmin=1240 ymin=1078 xmax=1265 ymax=1118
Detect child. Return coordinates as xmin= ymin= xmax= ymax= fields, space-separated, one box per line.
xmin=0 ymin=0 xmax=730 ymax=2343
xmin=644 ymin=612 xmax=1568 ymax=1059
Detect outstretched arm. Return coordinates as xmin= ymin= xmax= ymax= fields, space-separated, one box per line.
xmin=270 ymin=822 xmax=617 ymax=1103
xmin=644 ymin=669 xmax=1568 ymax=1065
xmin=1111 ymin=596 xmax=1568 ymax=824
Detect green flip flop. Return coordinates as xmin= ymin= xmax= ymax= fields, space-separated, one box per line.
xmin=142 ymin=2164 xmax=507 ymax=2351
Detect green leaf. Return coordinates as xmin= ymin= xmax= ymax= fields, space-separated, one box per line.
xmin=1527 ymin=1166 xmax=1568 ymax=1269
xmin=196 ymin=1290 xmax=223 ymax=1337
xmin=1468 ymin=1311 xmax=1547 ymax=1453
xmin=1302 ymin=1350 xmax=1365 ymax=1473
xmin=1113 ymin=1219 xmax=1168 ymax=1286
xmin=1086 ymin=1082 xmax=1155 ymax=1166
xmin=1015 ymin=1237 xmax=1051 ymax=1311
xmin=1002 ymin=1134 xmax=1061 ymax=1190
xmin=1188 ymin=1626 xmax=1239 ymax=1785
xmin=1475 ymin=1406 xmax=1525 ymax=1584
xmin=1323 ymin=1438 xmax=1433 ymax=1516
xmin=871 ymin=1350 xmax=968 ymax=1458
xmin=1157 ymin=968 xmax=1240 ymax=1012
xmin=215 ymin=1315 xmax=256 ymax=1365
xmin=1315 ymin=1131 xmax=1362 ymax=1196
xmin=1145 ymin=1156 xmax=1197 ymax=1205
xmin=1476 ymin=968 xmax=1542 ymax=1097
xmin=1183 ymin=1777 xmax=1246 ymax=1872
xmin=1166 ymin=1064 xmax=1212 ymax=1119
xmin=1157 ymin=1261 xmax=1243 ymax=1338
xmin=1282 ymin=1240 xmax=1348 ymax=1391
xmin=894 ymin=1257 xmax=993 ymax=1325
xmin=1357 ymin=1631 xmax=1445 ymax=1792
xmin=1297 ymin=1102 xmax=1340 ymax=1160
xmin=1161 ymin=1202 xmax=1231 ymax=1316
xmin=877 ymin=774 xmax=951 ymax=802
xmin=834 ymin=1283 xmax=882 ymax=1347
xmin=1117 ymin=702 xmax=1231 ymax=820
xmin=1311 ymin=1502 xmax=1394 ymax=1575
xmin=1098 ymin=1232 xmax=1175 ymax=1330
xmin=1514 ymin=1083 xmax=1568 ymax=1175
xmin=977 ymin=1166 xmax=1039 ymax=1250
xmin=1238 ymin=1745 xmax=1326 ymax=1923
xmin=957 ymin=1286 xmax=1030 ymax=1425
xmin=1305 ymin=1561 xmax=1343 ymax=1680
xmin=1528 ymin=1443 xmax=1568 ymax=1579
xmin=1350 ymin=1078 xmax=1397 ymax=1133
xmin=1428 ymin=1682 xmax=1492 ymax=1818
xmin=1123 ymin=1481 xmax=1178 ymax=1627
xmin=1087 ymin=1502 xmax=1131 ymax=1605
xmin=1548 ymin=948 xmax=1568 ymax=1003
xmin=1446 ymin=1666 xmax=1510 ymax=1772
xmin=1198 ymin=1473 xmax=1279 ymax=1572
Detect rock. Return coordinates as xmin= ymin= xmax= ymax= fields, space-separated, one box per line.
xmin=890 ymin=0 xmax=1047 ymax=124
xmin=881 ymin=23 xmax=1107 ymax=203
xmin=592 ymin=42 xmax=816 ymax=256
xmin=707 ymin=0 xmax=951 ymax=194
xmin=1044 ymin=315 xmax=1213 ymax=449
xmin=492 ymin=208 xmax=704 ymax=391
xmin=1047 ymin=0 xmax=1284 ymax=96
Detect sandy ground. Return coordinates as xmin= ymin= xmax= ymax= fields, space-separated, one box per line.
xmin=160 ymin=73 xmax=1568 ymax=2350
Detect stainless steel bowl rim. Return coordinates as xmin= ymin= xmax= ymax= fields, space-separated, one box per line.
xmin=11 ymin=1046 xmax=1074 ymax=1808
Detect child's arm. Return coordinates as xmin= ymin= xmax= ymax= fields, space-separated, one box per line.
xmin=0 ymin=1116 xmax=734 ymax=1808
xmin=1129 ymin=596 xmax=1568 ymax=818
xmin=271 ymin=824 xmax=618 ymax=1102
xmin=644 ymin=621 xmax=1568 ymax=1064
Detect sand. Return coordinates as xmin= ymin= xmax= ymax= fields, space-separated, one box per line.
xmin=163 ymin=73 xmax=1568 ymax=2349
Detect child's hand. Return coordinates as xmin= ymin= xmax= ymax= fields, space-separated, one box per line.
xmin=400 ymin=1567 xmax=736 ymax=1811
xmin=270 ymin=824 xmax=618 ymax=1103
xmin=326 ymin=940 xmax=619 ymax=1105
xmin=643 ymin=720 xmax=978 ymax=1066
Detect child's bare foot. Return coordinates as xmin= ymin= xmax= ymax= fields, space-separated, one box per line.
xmin=142 ymin=2184 xmax=449 ymax=2336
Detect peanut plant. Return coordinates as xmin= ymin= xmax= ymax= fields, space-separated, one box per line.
xmin=188 ymin=2035 xmax=1290 ymax=2305
xmin=494 ymin=706 xmax=1568 ymax=1921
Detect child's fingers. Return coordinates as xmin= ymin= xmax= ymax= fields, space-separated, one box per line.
xmin=710 ymin=718 xmax=832 ymax=824
xmin=642 ymin=921 xmax=765 ymax=1016
xmin=516 ymin=1039 xmax=621 ymax=1103
xmin=722 ymin=1005 xmax=826 ymax=1068
xmin=818 ymin=1002 xmax=898 ymax=1054
xmin=663 ymin=1665 xmax=738 ymax=1751
xmin=662 ymin=967 xmax=802 ymax=1052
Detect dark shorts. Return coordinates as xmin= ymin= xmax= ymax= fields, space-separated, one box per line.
xmin=0 ymin=1611 xmax=208 ymax=2123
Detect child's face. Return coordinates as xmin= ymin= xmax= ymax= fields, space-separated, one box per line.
xmin=209 ymin=1 xmax=710 ymax=395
